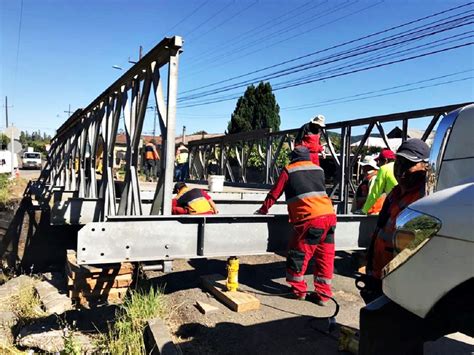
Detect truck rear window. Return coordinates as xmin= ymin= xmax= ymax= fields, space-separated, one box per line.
xmin=24 ymin=153 xmax=40 ymax=159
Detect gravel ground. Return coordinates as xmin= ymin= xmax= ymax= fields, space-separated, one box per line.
xmin=147 ymin=254 xmax=473 ymax=354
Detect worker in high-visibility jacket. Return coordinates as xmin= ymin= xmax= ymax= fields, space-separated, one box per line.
xmin=144 ymin=141 xmax=159 ymax=182
xmin=362 ymin=139 xmax=429 ymax=304
xmin=352 ymin=155 xmax=385 ymax=215
xmin=256 ymin=146 xmax=336 ymax=305
xmin=172 ymin=182 xmax=218 ymax=215
xmin=175 ymin=144 xmax=189 ymax=182
xmin=359 ymin=149 xmax=398 ymax=214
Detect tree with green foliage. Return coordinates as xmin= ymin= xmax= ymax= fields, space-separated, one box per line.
xmin=227 ymin=82 xmax=280 ymax=134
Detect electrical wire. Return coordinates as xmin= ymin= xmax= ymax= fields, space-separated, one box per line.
xmin=285 ymin=76 xmax=474 ymax=111
xmin=12 ymin=0 xmax=25 ymax=104
xmin=165 ymin=0 xmax=210 ymax=35
xmin=189 ymin=0 xmax=384 ymax=77
xmin=191 ymin=1 xmax=321 ymax=65
xmin=182 ymin=1 xmax=235 ymax=39
xmin=181 ymin=2 xmax=473 ymax=95
xmin=179 ymin=13 xmax=473 ymax=102
xmin=283 ymin=69 xmax=474 ymax=110
xmin=178 ymin=33 xmax=473 ymax=106
xmin=188 ymin=0 xmax=361 ymax=75
xmin=187 ymin=0 xmax=259 ymax=44
xmin=178 ymin=41 xmax=474 ymax=108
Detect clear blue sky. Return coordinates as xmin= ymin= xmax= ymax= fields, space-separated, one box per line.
xmin=1 ymin=0 xmax=473 ymax=138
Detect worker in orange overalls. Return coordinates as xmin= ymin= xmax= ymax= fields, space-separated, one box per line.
xmin=362 ymin=139 xmax=430 ymax=304
xmin=256 ymin=146 xmax=336 ymax=305
xmin=172 ymin=182 xmax=218 ymax=215
xmin=144 ymin=140 xmax=159 ymax=182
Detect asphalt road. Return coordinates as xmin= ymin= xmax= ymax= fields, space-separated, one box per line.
xmin=18 ymin=168 xmax=41 ymax=180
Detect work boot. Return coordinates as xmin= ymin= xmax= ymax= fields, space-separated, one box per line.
xmin=285 ymin=292 xmax=305 ymax=301
xmin=306 ymin=293 xmax=328 ymax=307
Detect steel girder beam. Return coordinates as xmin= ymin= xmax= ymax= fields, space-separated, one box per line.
xmin=76 ymin=214 xmax=378 ymax=265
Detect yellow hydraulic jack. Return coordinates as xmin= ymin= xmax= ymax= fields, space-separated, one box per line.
xmin=226 ymin=257 xmax=239 ymax=291
xmin=338 ymin=326 xmax=359 ymax=354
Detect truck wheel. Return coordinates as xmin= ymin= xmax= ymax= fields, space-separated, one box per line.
xmin=426 ymin=278 xmax=474 ymax=339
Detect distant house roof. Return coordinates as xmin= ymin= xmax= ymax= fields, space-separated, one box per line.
xmin=351 ymin=137 xmax=403 ymax=151
xmin=387 ymin=127 xmax=435 ymax=140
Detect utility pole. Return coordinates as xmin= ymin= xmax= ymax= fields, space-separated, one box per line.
xmin=3 ymin=96 xmax=13 ymax=128
xmin=128 ymin=45 xmax=143 ymax=64
xmin=10 ymin=124 xmax=15 ymax=178
xmin=182 ymin=125 xmax=186 ymax=145
xmin=64 ymin=104 xmax=73 ymax=118
xmin=153 ymin=107 xmax=157 ymax=140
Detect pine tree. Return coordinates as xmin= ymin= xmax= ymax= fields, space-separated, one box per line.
xmin=227 ymin=82 xmax=280 ymax=134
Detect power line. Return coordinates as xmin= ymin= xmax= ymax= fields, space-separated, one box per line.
xmin=272 ymin=30 xmax=474 ymax=90
xmin=178 ymin=41 xmax=474 ymax=108
xmin=179 ymin=15 xmax=473 ymax=102
xmin=187 ymin=1 xmax=259 ymax=44
xmin=12 ymin=0 xmax=24 ymax=104
xmin=188 ymin=0 xmax=358 ymax=74
xmin=188 ymin=1 xmax=325 ymax=67
xmin=181 ymin=2 xmax=473 ymax=95
xmin=178 ymin=32 xmax=473 ymax=108
xmin=183 ymin=1 xmax=234 ymax=39
xmin=165 ymin=0 xmax=210 ymax=35
xmin=283 ymin=69 xmax=474 ymax=110
xmin=189 ymin=0 xmax=371 ymax=75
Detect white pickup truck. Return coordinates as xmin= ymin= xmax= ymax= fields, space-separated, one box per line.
xmin=21 ymin=150 xmax=42 ymax=169
xmin=359 ymin=104 xmax=474 ymax=353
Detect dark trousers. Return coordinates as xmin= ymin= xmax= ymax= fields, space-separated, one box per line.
xmin=144 ymin=160 xmax=156 ymax=181
xmin=175 ymin=163 xmax=188 ymax=182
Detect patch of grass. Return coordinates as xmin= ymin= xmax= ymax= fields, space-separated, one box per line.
xmin=9 ymin=278 xmax=45 ymax=323
xmin=0 ymin=173 xmax=11 ymax=208
xmin=63 ymin=330 xmax=82 ymax=355
xmin=97 ymin=287 xmax=168 ymax=354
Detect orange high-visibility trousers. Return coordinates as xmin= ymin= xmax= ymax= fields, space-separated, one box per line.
xmin=285 ymin=214 xmax=337 ymax=300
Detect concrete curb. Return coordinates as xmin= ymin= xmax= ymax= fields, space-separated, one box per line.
xmin=144 ymin=318 xmax=181 ymax=355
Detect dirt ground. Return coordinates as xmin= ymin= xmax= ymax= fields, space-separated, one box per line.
xmin=147 ymin=254 xmax=474 ymax=354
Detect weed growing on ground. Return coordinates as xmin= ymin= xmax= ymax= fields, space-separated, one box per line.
xmin=97 ymin=287 xmax=167 ymax=354
xmin=0 ymin=173 xmax=11 ymax=209
xmin=63 ymin=329 xmax=82 ymax=355
xmin=9 ymin=278 xmax=45 ymax=323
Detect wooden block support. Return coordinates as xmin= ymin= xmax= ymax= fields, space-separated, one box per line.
xmin=195 ymin=301 xmax=219 ymax=315
xmin=201 ymin=274 xmax=260 ymax=313
xmin=66 ymin=250 xmax=134 ymax=306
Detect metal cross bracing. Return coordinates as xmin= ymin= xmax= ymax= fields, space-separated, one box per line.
xmin=187 ymin=102 xmax=471 ymax=214
xmin=30 ymin=36 xmax=183 ymax=220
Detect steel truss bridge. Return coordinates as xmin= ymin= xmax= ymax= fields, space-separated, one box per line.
xmin=25 ymin=36 xmax=468 ymax=266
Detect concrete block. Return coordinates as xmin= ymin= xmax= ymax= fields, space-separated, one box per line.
xmin=145 ymin=318 xmax=181 ymax=355
xmin=35 ymin=280 xmax=72 ymax=315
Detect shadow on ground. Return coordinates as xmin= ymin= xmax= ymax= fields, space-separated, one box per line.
xmin=0 ymin=196 xmax=79 ymax=273
xmin=175 ymin=317 xmax=340 ymax=354
xmin=148 ymin=251 xmax=361 ymax=296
